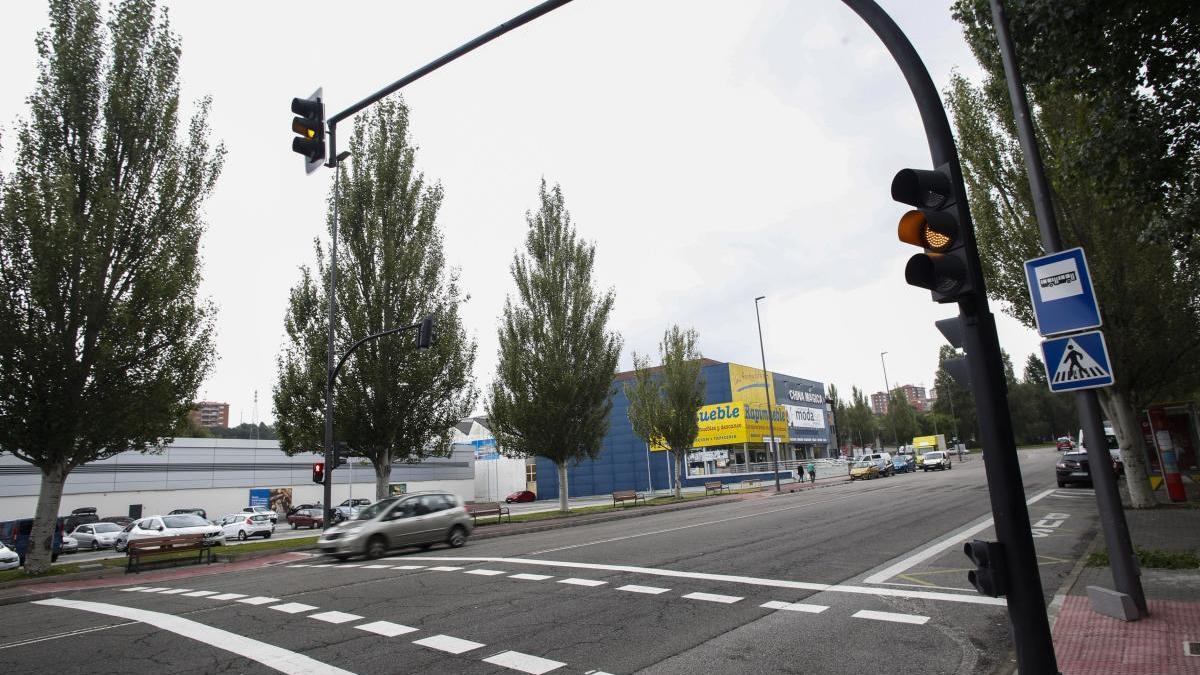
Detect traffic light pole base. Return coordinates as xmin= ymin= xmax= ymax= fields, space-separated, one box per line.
xmin=1087 ymin=585 xmax=1140 ymax=622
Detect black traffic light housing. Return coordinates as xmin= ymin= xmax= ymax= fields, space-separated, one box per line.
xmin=893 ymin=165 xmax=974 ymax=303
xmin=312 ymin=462 xmax=325 ymax=484
xmin=291 ymin=88 xmax=325 ymax=174
xmin=964 ymin=539 xmax=1008 ymax=597
xmin=416 ymin=315 xmax=434 ymax=350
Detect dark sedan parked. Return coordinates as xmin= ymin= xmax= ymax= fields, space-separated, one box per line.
xmin=505 ymin=491 xmax=536 ymax=504
xmin=287 ymin=508 xmax=325 ymax=529
xmin=1056 ymin=451 xmax=1119 ymax=487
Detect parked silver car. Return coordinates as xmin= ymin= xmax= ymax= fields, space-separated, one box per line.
xmin=317 ymin=492 xmax=472 ymax=560
xmin=70 ymin=522 xmax=124 ymax=550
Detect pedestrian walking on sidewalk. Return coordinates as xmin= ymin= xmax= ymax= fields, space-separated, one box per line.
xmin=806 ymin=462 xmax=816 ymax=485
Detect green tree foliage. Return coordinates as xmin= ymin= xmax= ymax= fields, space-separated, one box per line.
xmin=273 ymin=99 xmax=476 ymax=500
xmin=625 ymin=326 xmax=705 ymax=499
xmin=487 ymin=181 xmax=622 ymax=513
xmin=844 ymin=387 xmax=877 ymax=449
xmin=949 ymin=2 xmax=1200 ymax=506
xmin=827 ymin=384 xmax=848 ymax=452
xmin=1008 ymin=353 xmax=1076 ymax=445
xmin=932 ymin=346 xmax=978 ymax=447
xmin=0 ymin=0 xmax=222 ymax=573
xmin=885 ymin=390 xmax=920 ymax=444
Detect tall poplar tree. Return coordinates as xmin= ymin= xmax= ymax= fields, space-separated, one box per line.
xmin=487 ymin=181 xmax=622 ymax=513
xmin=626 ymin=326 xmax=705 ymax=499
xmin=274 ymin=99 xmax=476 ymax=500
xmin=0 ymin=0 xmax=223 ymax=573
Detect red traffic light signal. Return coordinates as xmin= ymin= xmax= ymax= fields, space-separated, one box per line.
xmin=291 ymin=88 xmax=325 ymax=174
xmin=893 ymin=166 xmax=973 ymax=303
xmin=312 ymin=462 xmax=325 ymax=484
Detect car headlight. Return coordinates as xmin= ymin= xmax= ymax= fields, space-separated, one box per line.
xmin=342 ymin=527 xmax=363 ymax=537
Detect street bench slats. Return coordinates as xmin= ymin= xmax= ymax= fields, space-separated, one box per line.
xmin=612 ymin=490 xmax=646 ymax=507
xmin=126 ymin=533 xmax=214 ymax=574
xmin=465 ymin=502 xmax=510 ymax=524
xmin=704 ymin=481 xmax=729 ymax=495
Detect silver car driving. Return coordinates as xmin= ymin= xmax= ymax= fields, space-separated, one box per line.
xmin=317 ymin=491 xmax=472 ymax=560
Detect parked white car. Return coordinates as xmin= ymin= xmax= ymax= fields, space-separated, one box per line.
xmin=70 ymin=522 xmax=124 ymax=550
xmin=0 ymin=542 xmax=19 ymax=570
xmin=121 ymin=514 xmax=226 ymax=549
xmin=218 ymin=513 xmax=274 ymax=541
xmin=241 ymin=505 xmax=279 ymax=525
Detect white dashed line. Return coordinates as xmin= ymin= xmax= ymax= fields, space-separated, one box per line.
xmin=413 ymin=634 xmax=485 ymax=654
xmin=182 ymin=591 xmax=218 ymax=597
xmin=617 ymin=585 xmax=670 ymax=595
xmin=340 ymin=564 xmax=363 ymax=568
xmin=464 ymin=569 xmax=507 ymax=576
xmin=391 ymin=565 xmax=425 ymax=570
xmin=237 ymin=597 xmax=280 ymax=605
xmin=361 ymin=564 xmax=391 ymax=569
xmin=510 ymin=573 xmax=552 ymax=581
xmin=428 ymin=566 xmax=463 ymax=572
xmin=157 ymin=589 xmax=192 ymax=595
xmin=356 ymin=620 xmax=418 ymax=637
xmin=852 ymin=609 xmax=930 ymax=625
xmin=682 ymin=592 xmax=742 ymax=604
xmin=311 ymin=564 xmax=335 ymax=568
xmin=209 ymin=593 xmax=247 ymax=601
xmin=309 ymin=611 xmax=363 ymax=624
xmin=270 ymin=602 xmax=319 ymax=614
xmin=558 ymin=578 xmax=606 ymax=587
xmin=120 ymin=587 xmax=149 ymax=592
xmin=483 ymin=650 xmax=566 ymax=674
xmin=137 ymin=588 xmax=170 ymax=593
xmin=290 ymin=564 xmax=311 ymax=567
xmin=760 ymin=600 xmax=829 ymax=613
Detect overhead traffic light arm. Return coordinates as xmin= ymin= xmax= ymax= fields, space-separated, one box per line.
xmin=327 ymin=315 xmax=435 ymax=388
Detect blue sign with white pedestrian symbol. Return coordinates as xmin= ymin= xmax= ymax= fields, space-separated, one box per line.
xmin=1040 ymin=331 xmax=1114 ymax=392
xmin=1024 ymin=247 xmax=1102 ymax=337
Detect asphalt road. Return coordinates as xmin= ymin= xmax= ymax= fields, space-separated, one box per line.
xmin=1 ymin=446 xmax=1104 ymax=674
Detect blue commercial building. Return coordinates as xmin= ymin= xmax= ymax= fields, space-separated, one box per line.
xmin=535 ymin=360 xmax=833 ymax=500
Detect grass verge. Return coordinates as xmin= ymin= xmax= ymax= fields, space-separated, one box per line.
xmin=1086 ymin=546 xmax=1200 ymax=569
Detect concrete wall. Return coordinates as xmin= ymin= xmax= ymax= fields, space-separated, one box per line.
xmin=473 ymin=457 xmax=527 ymax=503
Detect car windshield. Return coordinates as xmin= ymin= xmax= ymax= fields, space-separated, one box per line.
xmin=93 ymin=523 xmax=121 ymax=533
xmin=925 ymin=452 xmax=944 ymax=459
xmin=356 ymin=498 xmax=398 ymax=520
xmin=1065 ymin=453 xmax=1087 ymax=460
xmin=162 ymin=515 xmax=208 ymax=528
xmin=854 ymin=461 xmax=873 ymax=468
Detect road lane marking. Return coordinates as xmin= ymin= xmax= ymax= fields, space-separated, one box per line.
xmin=271 ymin=602 xmax=319 ymax=614
xmin=356 ymin=620 xmax=418 ymax=637
xmin=402 ymin=556 xmax=1006 ymax=606
xmin=683 ymin=592 xmax=742 ymax=604
xmin=137 ymin=587 xmax=170 ymax=593
xmin=361 ymin=565 xmax=391 ymax=569
xmin=760 ymin=601 xmax=828 ymax=613
xmin=852 ymin=609 xmax=930 ymax=625
xmin=121 ymin=587 xmax=149 ymax=592
xmin=209 ymin=593 xmax=247 ymax=601
xmin=428 ymin=566 xmax=463 ymax=571
xmin=510 ymin=573 xmax=552 ymax=581
xmin=464 ymin=569 xmax=507 ymax=576
xmin=861 ymin=488 xmax=1056 ymax=585
xmin=309 ymin=611 xmax=363 ymax=624
xmin=182 ymin=591 xmax=219 ymax=597
xmin=33 ymin=598 xmax=355 ymax=675
xmin=391 ymin=565 xmax=425 ymax=570
xmin=617 ymin=584 xmax=670 ymax=595
xmin=157 ymin=589 xmax=192 ymax=595
xmin=238 ymin=596 xmax=280 ymax=605
xmin=558 ymin=578 xmax=606 ymax=587
xmin=413 ymin=634 xmax=484 ymax=654
xmin=483 ymin=650 xmax=565 ymax=674
xmin=291 ymin=564 xmax=312 ymax=567
xmin=0 ymin=621 xmax=140 ymax=650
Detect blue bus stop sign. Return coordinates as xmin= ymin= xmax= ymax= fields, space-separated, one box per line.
xmin=1024 ymin=247 xmax=1102 ymax=337
xmin=1040 ymin=330 xmax=1114 ymax=392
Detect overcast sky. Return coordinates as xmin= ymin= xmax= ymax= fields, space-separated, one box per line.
xmin=0 ymin=0 xmax=1044 ymax=425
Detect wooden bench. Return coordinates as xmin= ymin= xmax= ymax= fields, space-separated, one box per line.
xmin=704 ymin=481 xmax=729 ymax=495
xmin=612 ymin=490 xmax=646 ymax=507
xmin=465 ymin=502 xmax=510 ymax=525
xmin=126 ymin=534 xmax=213 ymax=573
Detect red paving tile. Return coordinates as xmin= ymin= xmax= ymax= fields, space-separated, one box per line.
xmin=1054 ymin=596 xmax=1200 ymax=674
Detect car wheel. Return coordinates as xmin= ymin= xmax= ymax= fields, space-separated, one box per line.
xmin=447 ymin=526 xmax=467 ymax=549
xmin=263 ymin=532 xmax=272 ymax=539
xmin=365 ymin=535 xmax=387 ymax=560
xmin=1057 ymin=480 xmax=1065 ymax=488
xmin=291 ymin=523 xmax=297 ymax=529
xmin=237 ymin=530 xmax=248 ymax=541
xmin=92 ymin=540 xmax=101 ymax=551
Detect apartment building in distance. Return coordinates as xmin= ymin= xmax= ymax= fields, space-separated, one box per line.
xmin=189 ymin=401 xmax=230 ymax=429
xmin=871 ymin=384 xmax=930 ymax=415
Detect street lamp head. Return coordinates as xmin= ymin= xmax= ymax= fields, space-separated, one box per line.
xmin=755 ymin=295 xmax=765 ymax=302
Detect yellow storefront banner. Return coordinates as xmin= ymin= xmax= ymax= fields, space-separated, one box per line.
xmin=652 ymin=402 xmax=789 ymax=450
xmin=728 ymin=363 xmax=775 ymax=406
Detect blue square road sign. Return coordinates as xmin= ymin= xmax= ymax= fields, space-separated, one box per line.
xmin=1040 ymin=330 xmax=1114 ymax=392
xmin=1024 ymin=247 xmax=1102 ymax=337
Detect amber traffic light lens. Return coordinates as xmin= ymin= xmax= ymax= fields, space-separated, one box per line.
xmin=924 ymin=228 xmax=951 ymax=250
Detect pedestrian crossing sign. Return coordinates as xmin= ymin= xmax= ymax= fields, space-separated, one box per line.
xmin=1040 ymin=330 xmax=1114 ymax=392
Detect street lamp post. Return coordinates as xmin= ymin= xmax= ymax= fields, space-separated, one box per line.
xmin=880 ymin=351 xmax=898 ymax=448
xmin=754 ymin=296 xmax=781 ymax=492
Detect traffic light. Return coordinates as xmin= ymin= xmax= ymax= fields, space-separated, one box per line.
xmin=893 ymin=165 xmax=973 ymax=303
xmin=291 ymin=88 xmax=325 ymax=174
xmin=936 ymin=316 xmax=973 ymax=390
xmin=964 ymin=539 xmax=1008 ymax=597
xmin=416 ymin=315 xmax=434 ymax=349
xmin=312 ymin=462 xmax=325 ymax=484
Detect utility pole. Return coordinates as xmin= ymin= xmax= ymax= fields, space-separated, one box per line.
xmin=990 ymin=0 xmax=1145 ymax=618
xmin=754 ymin=296 xmax=782 ymax=492
xmin=880 ymin=351 xmax=898 ymax=447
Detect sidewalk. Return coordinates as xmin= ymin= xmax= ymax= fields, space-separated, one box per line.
xmin=1052 ymin=478 xmax=1200 ymax=674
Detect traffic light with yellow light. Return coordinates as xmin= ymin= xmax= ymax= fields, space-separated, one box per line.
xmin=291 ymin=88 xmax=325 ymax=174
xmin=893 ymin=165 xmax=973 ymax=303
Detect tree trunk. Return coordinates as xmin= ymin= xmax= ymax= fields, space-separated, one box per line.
xmin=672 ymin=452 xmax=682 ymax=499
xmin=25 ymin=463 xmax=69 ymax=574
xmin=374 ymin=456 xmax=392 ymax=501
xmin=1101 ymin=389 xmax=1156 ymax=509
xmin=557 ymin=462 xmax=569 ymax=513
